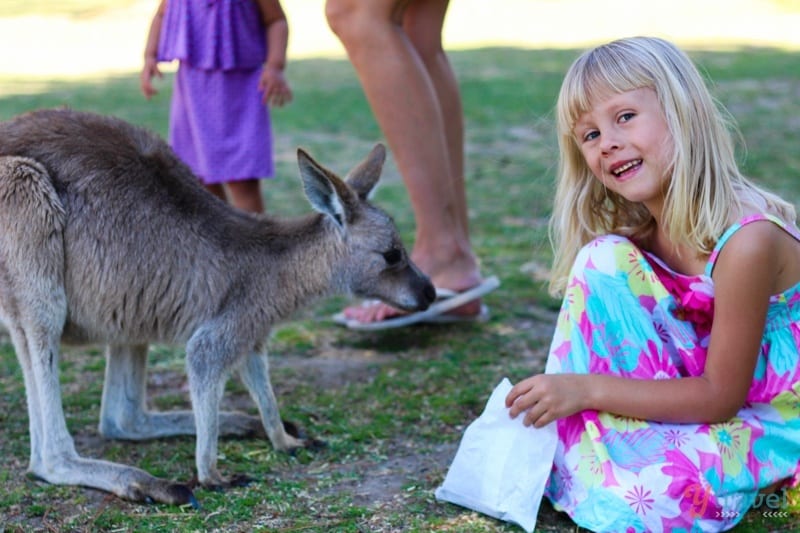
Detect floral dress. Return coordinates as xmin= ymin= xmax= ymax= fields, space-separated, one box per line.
xmin=544 ymin=214 xmax=800 ymax=532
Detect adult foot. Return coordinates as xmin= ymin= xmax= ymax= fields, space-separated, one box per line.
xmin=336 ymin=276 xmax=500 ymax=328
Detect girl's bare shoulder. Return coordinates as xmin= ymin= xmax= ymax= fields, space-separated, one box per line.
xmin=716 ymin=220 xmax=800 ymax=294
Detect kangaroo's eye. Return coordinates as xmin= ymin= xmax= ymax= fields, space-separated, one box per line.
xmin=382 ymin=248 xmax=403 ymax=266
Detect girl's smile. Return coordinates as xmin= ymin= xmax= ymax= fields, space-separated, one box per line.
xmin=609 ymin=158 xmax=642 ymax=180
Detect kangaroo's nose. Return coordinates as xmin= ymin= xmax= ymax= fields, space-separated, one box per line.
xmin=423 ymin=282 xmax=437 ymax=305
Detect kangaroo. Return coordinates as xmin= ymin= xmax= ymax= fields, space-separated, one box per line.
xmin=0 ymin=108 xmax=436 ymax=506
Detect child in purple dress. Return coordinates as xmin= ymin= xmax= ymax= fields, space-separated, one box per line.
xmin=140 ymin=0 xmax=292 ymax=214
xmin=505 ymin=36 xmax=800 ymax=531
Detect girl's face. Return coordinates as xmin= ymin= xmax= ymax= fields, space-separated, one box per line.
xmin=572 ymin=87 xmax=674 ymax=218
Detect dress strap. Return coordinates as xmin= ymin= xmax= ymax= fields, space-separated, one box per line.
xmin=705 ymin=214 xmax=800 ymax=277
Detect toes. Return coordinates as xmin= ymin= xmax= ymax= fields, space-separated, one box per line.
xmin=228 ymin=474 xmax=254 ymax=487
xmin=305 ymin=437 xmax=328 ymax=451
xmin=287 ymin=437 xmax=327 ymax=456
xmin=343 ymin=301 xmax=404 ymax=323
xmin=281 ymin=419 xmax=327 ymax=452
xmin=282 ymin=419 xmax=303 ymax=438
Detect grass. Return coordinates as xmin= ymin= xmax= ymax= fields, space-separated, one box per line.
xmin=0 ymin=45 xmax=799 ymax=532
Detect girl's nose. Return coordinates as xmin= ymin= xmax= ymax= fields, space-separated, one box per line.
xmin=600 ymin=132 xmax=622 ymax=154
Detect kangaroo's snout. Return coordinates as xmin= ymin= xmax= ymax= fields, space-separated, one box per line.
xmin=391 ymin=262 xmax=436 ymax=312
xmin=419 ymin=277 xmax=437 ymax=310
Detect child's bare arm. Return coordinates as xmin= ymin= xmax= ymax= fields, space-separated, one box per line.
xmin=507 ymin=372 xmax=750 ymax=428
xmin=256 ymin=0 xmax=292 ymax=107
xmin=140 ymin=0 xmax=167 ymax=99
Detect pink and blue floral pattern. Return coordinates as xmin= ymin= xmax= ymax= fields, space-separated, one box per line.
xmin=544 ymin=215 xmax=800 ymax=532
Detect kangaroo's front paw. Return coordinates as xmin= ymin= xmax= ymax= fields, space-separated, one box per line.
xmin=282 ymin=419 xmax=327 ymax=453
xmin=193 ymin=471 xmax=254 ymax=493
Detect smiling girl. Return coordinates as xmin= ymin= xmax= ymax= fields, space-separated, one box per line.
xmin=506 ymin=36 xmax=800 ymax=531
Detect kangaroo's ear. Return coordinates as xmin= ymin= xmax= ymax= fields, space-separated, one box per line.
xmin=297 ymin=148 xmax=356 ymax=229
xmin=344 ymin=143 xmax=385 ymax=200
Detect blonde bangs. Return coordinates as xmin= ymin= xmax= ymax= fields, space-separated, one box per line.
xmin=557 ymin=45 xmax=654 ymax=140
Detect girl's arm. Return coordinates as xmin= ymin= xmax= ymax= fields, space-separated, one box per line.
xmin=256 ymin=0 xmax=292 ymax=107
xmin=140 ymin=0 xmax=167 ymax=99
xmin=507 ymin=222 xmax=779 ymax=427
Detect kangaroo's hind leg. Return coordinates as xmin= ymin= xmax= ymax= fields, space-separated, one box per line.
xmin=100 ymin=343 xmax=266 ymax=440
xmin=0 ymin=157 xmax=194 ymax=505
xmin=0 ymin=157 xmax=72 ymax=478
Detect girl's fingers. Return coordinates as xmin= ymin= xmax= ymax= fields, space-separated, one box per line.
xmin=506 ymin=381 xmax=528 ymax=407
xmin=524 ymin=392 xmax=559 ymax=428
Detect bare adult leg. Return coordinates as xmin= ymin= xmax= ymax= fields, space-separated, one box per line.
xmin=402 ymin=0 xmax=469 ymax=244
xmin=326 ymin=0 xmax=484 ymax=322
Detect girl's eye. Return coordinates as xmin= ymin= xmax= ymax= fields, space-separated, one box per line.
xmin=382 ymin=248 xmax=403 ymax=266
xmin=582 ymin=130 xmax=599 ymax=142
xmin=619 ymin=112 xmax=635 ymax=123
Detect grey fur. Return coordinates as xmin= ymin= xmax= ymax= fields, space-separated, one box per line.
xmin=0 ymin=109 xmax=435 ymax=505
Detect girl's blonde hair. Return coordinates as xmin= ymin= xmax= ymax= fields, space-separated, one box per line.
xmin=549 ymin=36 xmax=796 ymax=296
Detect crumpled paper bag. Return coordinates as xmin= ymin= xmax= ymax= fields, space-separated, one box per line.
xmin=435 ymin=377 xmax=558 ymax=533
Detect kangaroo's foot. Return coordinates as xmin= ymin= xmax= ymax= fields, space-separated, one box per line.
xmin=30 ymin=454 xmax=197 ymax=507
xmin=190 ymin=472 xmax=254 ymax=493
xmin=283 ymin=419 xmax=327 ymax=452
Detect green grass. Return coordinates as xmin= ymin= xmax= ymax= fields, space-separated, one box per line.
xmin=1 ymin=46 xmax=799 ymax=532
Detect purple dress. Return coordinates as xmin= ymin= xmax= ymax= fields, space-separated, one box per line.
xmin=157 ymin=0 xmax=274 ymax=184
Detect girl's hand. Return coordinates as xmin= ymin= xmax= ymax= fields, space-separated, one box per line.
xmin=505 ymin=374 xmax=589 ymax=428
xmin=140 ymin=57 xmax=162 ymax=100
xmin=259 ymin=65 xmax=293 ymax=107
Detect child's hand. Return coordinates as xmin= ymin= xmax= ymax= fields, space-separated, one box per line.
xmin=505 ymin=374 xmax=589 ymax=428
xmin=259 ymin=65 xmax=293 ymax=107
xmin=140 ymin=57 xmax=162 ymax=100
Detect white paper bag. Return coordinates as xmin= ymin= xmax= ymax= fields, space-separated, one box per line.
xmin=435 ymin=378 xmax=557 ymax=533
